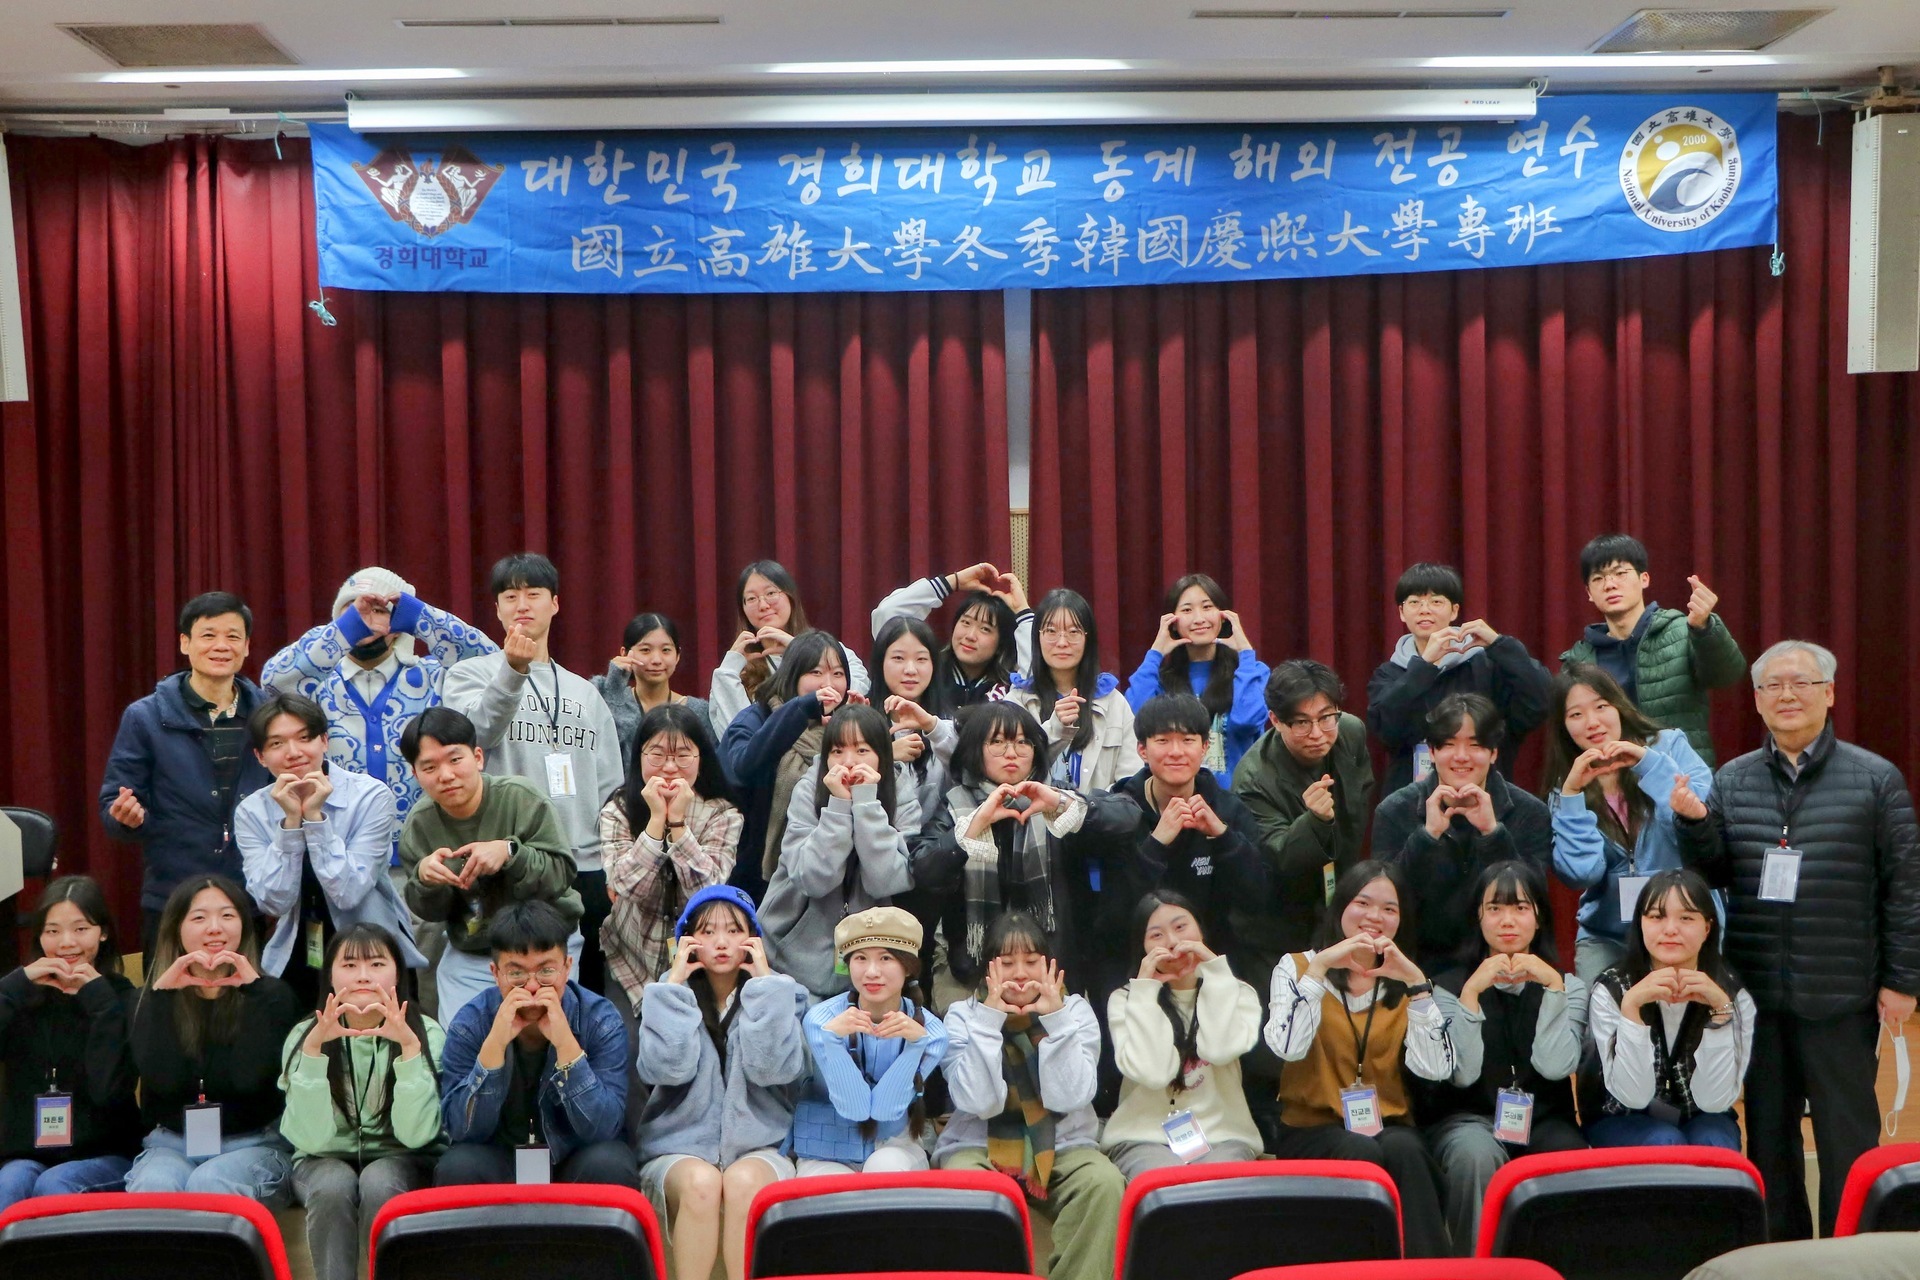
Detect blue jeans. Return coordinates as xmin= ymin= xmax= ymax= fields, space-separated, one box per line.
xmin=1586 ymin=1110 xmax=1743 ymax=1150
xmin=124 ymin=1126 xmax=292 ymax=1207
xmin=0 ymin=1155 xmax=133 ymax=1211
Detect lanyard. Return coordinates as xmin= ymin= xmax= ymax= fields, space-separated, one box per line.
xmin=1768 ymin=750 xmax=1811 ymax=847
xmin=530 ymin=667 xmax=563 ymax=744
xmin=1339 ymin=988 xmax=1381 ymax=1087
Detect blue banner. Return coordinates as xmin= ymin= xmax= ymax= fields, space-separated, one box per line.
xmin=311 ymin=95 xmax=1776 ymax=295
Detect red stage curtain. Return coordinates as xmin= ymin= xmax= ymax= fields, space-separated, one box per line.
xmin=0 ymin=134 xmax=1009 ymax=931
xmin=1029 ymin=116 xmax=1920 ymax=954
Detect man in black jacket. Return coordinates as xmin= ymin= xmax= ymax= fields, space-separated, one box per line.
xmin=1372 ymin=693 xmax=1552 ymax=962
xmin=1677 ymin=639 xmax=1920 ymax=1241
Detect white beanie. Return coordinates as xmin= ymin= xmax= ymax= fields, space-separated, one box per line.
xmin=333 ymin=567 xmax=416 ymax=619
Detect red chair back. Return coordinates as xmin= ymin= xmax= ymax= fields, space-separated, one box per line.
xmin=369 ymin=1184 xmax=666 ymax=1280
xmin=745 ymin=1170 xmax=1033 ymax=1277
xmin=0 ymin=1192 xmax=289 ymax=1280
xmin=1116 ymin=1160 xmax=1403 ymax=1280
xmin=1477 ymin=1146 xmax=1766 ymax=1280
xmin=1235 ymin=1261 xmax=1564 ymax=1279
xmin=1833 ymin=1142 xmax=1920 ymax=1235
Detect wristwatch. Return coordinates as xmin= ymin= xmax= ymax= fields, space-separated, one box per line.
xmin=1404 ymin=980 xmax=1435 ymax=998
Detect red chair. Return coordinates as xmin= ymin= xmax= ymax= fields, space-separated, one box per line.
xmin=370 ymin=1183 xmax=666 ymax=1280
xmin=0 ymin=1192 xmax=290 ymax=1280
xmin=1833 ymin=1142 xmax=1920 ymax=1235
xmin=1116 ymin=1160 xmax=1402 ymax=1280
xmin=1236 ymin=1262 xmax=1564 ymax=1279
xmin=1476 ymin=1146 xmax=1767 ymax=1280
xmin=745 ymin=1170 xmax=1033 ymax=1277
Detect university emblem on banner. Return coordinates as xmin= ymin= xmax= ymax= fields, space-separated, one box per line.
xmin=352 ymin=146 xmax=505 ymax=237
xmin=1619 ymin=107 xmax=1743 ymax=233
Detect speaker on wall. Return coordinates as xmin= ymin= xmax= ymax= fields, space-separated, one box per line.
xmin=1849 ymin=113 xmax=1920 ymax=375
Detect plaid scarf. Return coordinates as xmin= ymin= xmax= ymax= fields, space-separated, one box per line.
xmin=986 ymin=1012 xmax=1057 ymax=1199
xmin=953 ymin=783 xmax=1057 ymax=979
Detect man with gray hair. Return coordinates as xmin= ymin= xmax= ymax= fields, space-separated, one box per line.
xmin=1676 ymin=639 xmax=1919 ymax=1240
xmin=262 ymin=569 xmax=498 ymax=843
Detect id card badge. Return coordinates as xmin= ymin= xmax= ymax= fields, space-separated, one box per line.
xmin=1322 ymin=862 xmax=1337 ymax=906
xmin=515 ymin=1144 xmax=552 ymax=1185
xmin=1760 ymin=848 xmax=1803 ymax=903
xmin=1340 ymin=1086 xmax=1383 ymax=1136
xmin=1412 ymin=743 xmax=1434 ymax=783
xmin=1493 ymin=1088 xmax=1535 ymax=1145
xmin=1162 ymin=1109 xmax=1211 ymax=1163
xmin=34 ymin=1093 xmax=73 ymax=1149
xmin=304 ymin=919 xmax=327 ymax=971
xmin=1617 ymin=876 xmax=1651 ymax=924
xmin=544 ymin=752 xmax=578 ymax=799
xmin=183 ymin=1102 xmax=223 ymax=1158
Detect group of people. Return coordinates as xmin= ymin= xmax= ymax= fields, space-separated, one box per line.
xmin=0 ymin=534 xmax=1912 ymax=1280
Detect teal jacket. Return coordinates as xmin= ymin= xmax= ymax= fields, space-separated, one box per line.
xmin=1562 ymin=608 xmax=1744 ymax=766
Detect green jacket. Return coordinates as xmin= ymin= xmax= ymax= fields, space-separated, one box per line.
xmin=278 ymin=1016 xmax=447 ymax=1160
xmin=400 ymin=775 xmax=582 ymax=955
xmin=1561 ymin=608 xmax=1745 ymax=766
xmin=1229 ymin=713 xmax=1376 ymax=966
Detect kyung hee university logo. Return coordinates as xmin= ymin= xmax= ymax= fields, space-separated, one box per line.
xmin=352 ymin=145 xmax=506 ymax=238
xmin=1619 ymin=106 xmax=1744 ymax=233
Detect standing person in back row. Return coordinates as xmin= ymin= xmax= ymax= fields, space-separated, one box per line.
xmin=1676 ymin=640 xmax=1920 ymax=1241
xmin=100 ymin=592 xmax=273 ymax=956
xmin=442 ymin=554 xmax=624 ymax=995
xmin=1560 ymin=534 xmax=1744 ymax=766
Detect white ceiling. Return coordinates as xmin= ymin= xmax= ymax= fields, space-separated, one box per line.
xmin=0 ymin=0 xmax=1915 ymax=116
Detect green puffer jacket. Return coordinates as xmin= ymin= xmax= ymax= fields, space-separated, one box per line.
xmin=1561 ymin=608 xmax=1745 ymax=765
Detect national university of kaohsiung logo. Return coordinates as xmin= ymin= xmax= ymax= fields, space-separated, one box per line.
xmin=1619 ymin=107 xmax=1743 ymax=233
xmin=352 ymin=146 xmax=505 ymax=237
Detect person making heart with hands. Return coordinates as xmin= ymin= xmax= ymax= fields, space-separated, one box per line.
xmin=151 ymin=884 xmax=264 ymax=995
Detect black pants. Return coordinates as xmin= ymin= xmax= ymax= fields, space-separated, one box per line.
xmin=573 ymin=870 xmax=611 ymax=996
xmin=1744 ymin=1009 xmax=1882 ymax=1240
xmin=433 ymin=1140 xmax=639 ymax=1189
xmin=1269 ymin=1120 xmax=1451 ymax=1258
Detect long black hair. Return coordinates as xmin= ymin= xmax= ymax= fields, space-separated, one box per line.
xmin=682 ymin=897 xmax=757 ymax=1068
xmin=140 ymin=875 xmax=262 ymax=1059
xmin=1458 ymin=859 xmax=1562 ymax=971
xmin=1543 ymin=664 xmax=1666 ymax=851
xmin=621 ymin=703 xmax=733 ymax=930
xmin=870 ymin=616 xmax=942 ymax=782
xmin=1028 ymin=588 xmax=1102 ymax=754
xmin=811 ymin=704 xmax=899 ymax=820
xmin=735 ymin=560 xmax=811 ymax=703
xmin=755 ymin=629 xmax=849 ymax=710
xmin=950 ymin=700 xmax=1051 ymax=790
xmin=1157 ymin=573 xmax=1236 ymax=717
xmin=29 ymin=875 xmax=124 ymax=977
xmin=933 ymin=593 xmax=1019 ymax=714
xmin=1616 ymin=868 xmax=1742 ymax=995
xmin=1312 ymin=859 xmax=1415 ymax=1008
xmin=283 ymin=924 xmax=437 ymax=1140
xmin=1127 ymin=889 xmax=1209 ymax=1090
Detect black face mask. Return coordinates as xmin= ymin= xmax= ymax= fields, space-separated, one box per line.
xmin=349 ymin=636 xmax=393 ymax=663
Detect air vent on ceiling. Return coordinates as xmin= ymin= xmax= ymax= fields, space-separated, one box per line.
xmin=60 ymin=23 xmax=297 ymax=68
xmin=1193 ymin=8 xmax=1509 ymax=17
xmin=1590 ymin=8 xmax=1829 ymax=53
xmin=397 ymin=15 xmax=721 ymax=27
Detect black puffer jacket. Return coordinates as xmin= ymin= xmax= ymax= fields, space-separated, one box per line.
xmin=1677 ymin=725 xmax=1920 ymax=1019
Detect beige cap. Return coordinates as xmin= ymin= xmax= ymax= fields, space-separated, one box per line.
xmin=834 ymin=906 xmax=923 ymax=960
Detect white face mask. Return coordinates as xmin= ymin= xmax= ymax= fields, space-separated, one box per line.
xmin=1882 ymin=1024 xmax=1911 ymax=1138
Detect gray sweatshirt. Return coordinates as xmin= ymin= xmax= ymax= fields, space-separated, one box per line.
xmin=635 ymin=973 xmax=810 ymax=1167
xmin=1435 ymin=975 xmax=1591 ymax=1087
xmin=759 ymin=763 xmax=922 ymax=1001
xmin=935 ymin=994 xmax=1103 ymax=1162
xmin=442 ymin=652 xmax=625 ymax=872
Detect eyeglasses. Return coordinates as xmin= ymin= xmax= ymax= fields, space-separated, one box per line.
xmin=1038 ymin=624 xmax=1086 ymax=640
xmin=1283 ymin=711 xmax=1343 ymax=734
xmin=1588 ymin=566 xmax=1640 ymax=585
xmin=1757 ymin=678 xmax=1828 ymax=698
xmin=986 ymin=738 xmax=1036 ymax=755
xmin=742 ymin=589 xmax=786 ymax=608
xmin=639 ymin=746 xmax=700 ymax=766
xmin=502 ymin=965 xmax=564 ymax=985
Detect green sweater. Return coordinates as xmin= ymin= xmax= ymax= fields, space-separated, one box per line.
xmin=1561 ymin=609 xmax=1745 ymax=766
xmin=278 ymin=1016 xmax=448 ymax=1159
xmin=400 ymin=775 xmax=582 ymax=955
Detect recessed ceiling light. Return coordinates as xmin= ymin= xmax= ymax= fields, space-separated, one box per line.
xmin=1423 ymin=53 xmax=1770 ymax=67
xmin=765 ymin=58 xmax=1131 ymax=75
xmin=100 ymin=67 xmax=468 ymax=83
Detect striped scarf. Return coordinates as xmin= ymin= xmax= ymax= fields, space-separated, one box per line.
xmin=986 ymin=1013 xmax=1056 ymax=1199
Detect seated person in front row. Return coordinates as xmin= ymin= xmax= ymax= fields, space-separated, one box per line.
xmin=794 ymin=907 xmax=949 ymax=1176
xmin=1583 ymin=868 xmax=1753 ymax=1151
xmin=278 ymin=924 xmax=445 ymax=1280
xmin=1372 ymin=694 xmax=1551 ymax=961
xmin=399 ymin=706 xmax=582 ymax=1020
xmin=1264 ymin=860 xmax=1452 ymax=1258
xmin=1422 ymin=861 xmax=1590 ymax=1253
xmin=636 ymin=886 xmax=808 ymax=1280
xmin=939 ymin=910 xmax=1125 ymax=1280
xmin=436 ymin=900 xmax=636 ymax=1187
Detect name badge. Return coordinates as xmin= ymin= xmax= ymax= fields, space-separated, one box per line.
xmin=34 ymin=1093 xmax=73 ymax=1149
xmin=515 ymin=1144 xmax=552 ymax=1185
xmin=1162 ymin=1109 xmax=1211 ymax=1162
xmin=1760 ymin=848 xmax=1802 ymax=902
xmin=1412 ymin=743 xmax=1434 ymax=783
xmin=183 ymin=1102 xmax=223 ymax=1159
xmin=305 ymin=919 xmax=327 ymax=971
xmin=1340 ymin=1086 xmax=1383 ymax=1136
xmin=1322 ymin=861 xmax=1337 ymax=906
xmin=544 ymin=752 xmax=578 ymax=798
xmin=1493 ymin=1088 xmax=1535 ymax=1145
xmin=1617 ymin=875 xmax=1651 ymax=924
